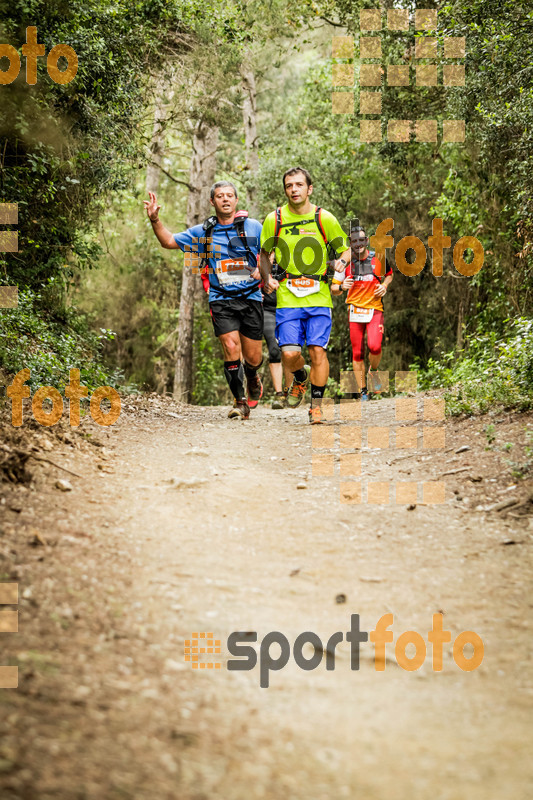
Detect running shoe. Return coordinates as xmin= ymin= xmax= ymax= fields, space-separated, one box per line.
xmin=228 ymin=399 xmax=250 ymax=419
xmin=360 ymin=389 xmax=369 ymax=402
xmin=247 ymin=373 xmax=263 ymax=409
xmin=308 ymin=405 xmax=324 ymax=424
xmin=287 ymin=365 xmax=311 ymax=408
xmin=271 ymin=391 xmax=286 ymax=409
xmin=367 ymin=369 xmax=382 ymax=393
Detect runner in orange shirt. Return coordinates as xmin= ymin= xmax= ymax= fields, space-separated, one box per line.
xmin=331 ymin=226 xmax=393 ymax=399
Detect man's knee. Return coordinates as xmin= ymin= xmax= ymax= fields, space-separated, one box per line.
xmin=308 ymin=345 xmax=327 ymax=365
xmin=281 ymin=345 xmax=302 ymax=363
xmin=220 ymin=335 xmax=240 ymax=360
xmin=241 ymin=337 xmax=262 ymax=364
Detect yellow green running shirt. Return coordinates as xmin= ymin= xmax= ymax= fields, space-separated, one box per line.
xmin=260 ymin=204 xmax=349 ymax=309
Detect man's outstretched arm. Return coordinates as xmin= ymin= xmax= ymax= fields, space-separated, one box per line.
xmin=143 ymin=191 xmax=179 ymax=249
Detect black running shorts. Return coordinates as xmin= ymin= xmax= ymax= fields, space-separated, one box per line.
xmin=209 ymin=298 xmax=264 ymax=340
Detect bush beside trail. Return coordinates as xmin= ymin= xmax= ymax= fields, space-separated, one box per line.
xmin=412 ymin=317 xmax=533 ymax=415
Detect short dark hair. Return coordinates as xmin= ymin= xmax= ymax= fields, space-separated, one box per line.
xmin=210 ymin=181 xmax=238 ymax=201
xmin=350 ymin=226 xmax=367 ymax=238
xmin=282 ymin=167 xmax=313 ymax=189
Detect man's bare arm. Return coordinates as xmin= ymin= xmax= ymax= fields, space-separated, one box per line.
xmin=143 ymin=191 xmax=179 ymax=249
xmin=260 ymin=248 xmax=279 ymax=293
xmin=259 ymin=248 xmax=272 ymax=282
xmin=260 ymin=248 xmax=278 ymax=293
xmin=334 ymin=248 xmax=351 ymax=270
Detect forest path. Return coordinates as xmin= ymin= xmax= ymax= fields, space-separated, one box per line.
xmin=1 ymin=396 xmax=532 ymax=799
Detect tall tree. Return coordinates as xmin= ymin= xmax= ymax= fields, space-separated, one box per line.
xmin=241 ymin=62 xmax=259 ymax=216
xmin=174 ymin=122 xmax=219 ymax=401
xmin=146 ymin=76 xmax=176 ymax=195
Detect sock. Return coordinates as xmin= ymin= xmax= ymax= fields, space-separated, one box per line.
xmin=224 ymin=360 xmax=245 ymax=400
xmin=311 ymin=384 xmax=326 ymax=399
xmin=293 ymin=367 xmax=307 ymax=383
xmin=243 ymin=359 xmax=263 ymax=380
xmin=311 ymin=384 xmax=326 ymax=406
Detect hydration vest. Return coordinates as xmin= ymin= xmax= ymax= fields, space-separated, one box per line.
xmin=348 ymin=250 xmax=384 ymax=282
xmin=199 ymin=210 xmax=259 ymax=297
xmin=273 ymin=205 xmax=335 ymax=282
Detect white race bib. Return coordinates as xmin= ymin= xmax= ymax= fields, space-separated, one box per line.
xmin=286 ymin=277 xmax=321 ymax=298
xmin=349 ymin=306 xmax=374 ymax=323
xmin=215 ymin=259 xmax=252 ymax=285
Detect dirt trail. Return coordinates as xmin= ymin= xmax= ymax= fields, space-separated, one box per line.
xmin=0 ymin=396 xmax=532 ymax=800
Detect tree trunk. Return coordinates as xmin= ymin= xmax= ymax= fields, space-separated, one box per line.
xmin=241 ymin=66 xmax=259 ymax=217
xmin=146 ymin=77 xmax=174 ymax=194
xmin=173 ymin=122 xmax=219 ymax=402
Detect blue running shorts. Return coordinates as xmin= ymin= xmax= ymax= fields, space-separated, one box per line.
xmin=275 ymin=307 xmax=332 ymax=349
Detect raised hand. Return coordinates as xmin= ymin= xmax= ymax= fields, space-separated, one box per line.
xmin=143 ymin=191 xmax=161 ymax=221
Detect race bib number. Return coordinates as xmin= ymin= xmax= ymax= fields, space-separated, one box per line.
xmin=286 ymin=277 xmax=321 ymax=298
xmin=215 ymin=259 xmax=252 ymax=285
xmin=349 ymin=306 xmax=374 ymax=323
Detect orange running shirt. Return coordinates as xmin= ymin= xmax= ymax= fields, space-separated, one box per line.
xmin=336 ymin=251 xmax=392 ymax=312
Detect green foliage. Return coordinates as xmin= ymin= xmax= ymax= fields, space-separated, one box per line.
xmin=484 ymin=423 xmax=496 ymax=446
xmin=76 ymin=187 xmax=182 ymax=392
xmin=0 ymin=284 xmax=120 ymax=391
xmin=311 ymin=0 xmax=533 ymax=355
xmin=2 ymin=0 xmax=531 ymax=405
xmin=504 ymin=429 xmax=533 ymax=479
xmin=0 ymin=0 xmax=200 ymax=292
xmin=440 ymin=0 xmax=533 ymax=222
xmin=192 ymin=307 xmax=228 ymax=405
xmin=412 ymin=317 xmax=533 ymax=414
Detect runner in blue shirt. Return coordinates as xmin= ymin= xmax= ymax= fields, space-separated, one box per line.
xmin=145 ymin=182 xmax=263 ymax=419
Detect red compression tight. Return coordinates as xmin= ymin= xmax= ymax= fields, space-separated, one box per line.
xmin=349 ymin=310 xmax=384 ymax=361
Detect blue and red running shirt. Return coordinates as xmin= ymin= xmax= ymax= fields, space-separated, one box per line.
xmin=173 ymin=218 xmax=263 ymax=303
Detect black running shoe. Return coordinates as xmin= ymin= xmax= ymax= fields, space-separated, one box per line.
xmin=228 ymin=399 xmax=251 ymax=419
xmin=247 ymin=374 xmax=263 ymax=409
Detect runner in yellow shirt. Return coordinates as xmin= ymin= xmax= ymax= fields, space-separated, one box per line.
xmin=260 ymin=167 xmax=350 ymax=423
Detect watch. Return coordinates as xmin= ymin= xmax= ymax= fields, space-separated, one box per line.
xmin=339 ymin=258 xmax=347 ymax=267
